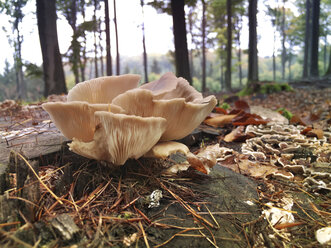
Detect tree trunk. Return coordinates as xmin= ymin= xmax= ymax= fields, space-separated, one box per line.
xmin=248 ymin=0 xmax=258 ymax=84
xmin=99 ymin=20 xmax=104 ymax=77
xmin=93 ymin=0 xmax=99 ymax=78
xmin=171 ymin=0 xmax=192 ymax=84
xmin=236 ymin=17 xmax=243 ymax=88
xmin=113 ymin=0 xmax=120 ymax=75
xmin=79 ymin=1 xmax=87 ymax=82
xmin=310 ymin=0 xmax=320 ymax=77
xmin=37 ymin=0 xmax=67 ymax=97
xmin=188 ymin=9 xmax=195 ymax=79
xmin=141 ymin=0 xmax=148 ymax=83
xmin=281 ymin=2 xmax=286 ymax=80
xmin=225 ymin=0 xmax=232 ymax=91
xmin=303 ymin=0 xmax=311 ymax=78
xmin=272 ymin=25 xmax=276 ymax=81
xmin=104 ymin=0 xmax=112 ymax=76
xmin=201 ymin=0 xmax=206 ymax=92
xmin=325 ymin=48 xmax=331 ymax=76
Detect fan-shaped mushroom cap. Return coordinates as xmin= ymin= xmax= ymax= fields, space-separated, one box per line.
xmin=112 ymin=89 xmax=217 ymax=140
xmin=139 ymin=72 xmax=178 ymax=97
xmin=67 ymin=74 xmax=141 ymax=103
xmin=140 ymin=72 xmax=203 ymax=102
xmin=68 ymin=112 xmax=167 ymax=165
xmin=42 ymin=102 xmax=124 ymax=142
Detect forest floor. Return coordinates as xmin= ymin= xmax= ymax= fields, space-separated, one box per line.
xmin=0 ymin=81 xmax=330 ymax=247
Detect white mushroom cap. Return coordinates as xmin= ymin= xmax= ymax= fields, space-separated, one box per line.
xmin=67 ymin=74 xmax=141 ymax=103
xmin=68 ymin=111 xmax=167 ymax=165
xmin=112 ymin=89 xmax=217 ymax=140
xmin=42 ymin=102 xmax=123 ymax=142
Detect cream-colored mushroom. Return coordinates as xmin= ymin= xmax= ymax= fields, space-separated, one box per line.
xmin=144 ymin=141 xmax=190 ymax=159
xmin=68 ymin=111 xmax=167 ymax=165
xmin=112 ymin=89 xmax=217 ymax=140
xmin=42 ymin=102 xmax=123 ymax=142
xmin=67 ymin=74 xmax=141 ymax=103
xmin=139 ymin=72 xmax=178 ymax=98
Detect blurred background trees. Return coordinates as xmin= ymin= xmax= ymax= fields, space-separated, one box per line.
xmin=0 ymin=0 xmax=330 ymax=101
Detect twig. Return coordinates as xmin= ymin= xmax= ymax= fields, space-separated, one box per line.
xmin=138 ymin=221 xmax=150 ymax=248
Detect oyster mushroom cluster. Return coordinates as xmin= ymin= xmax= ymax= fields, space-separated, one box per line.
xmin=42 ymin=72 xmax=217 ymax=165
xmin=242 ymin=124 xmax=331 ymax=191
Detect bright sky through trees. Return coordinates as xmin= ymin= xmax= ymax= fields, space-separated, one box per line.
xmin=0 ymin=0 xmax=298 ymax=74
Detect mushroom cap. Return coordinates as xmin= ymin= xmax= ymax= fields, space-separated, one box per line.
xmin=42 ymin=102 xmax=124 ymax=142
xmin=140 ymin=72 xmax=203 ymax=102
xmin=69 ymin=111 xmax=167 ymax=165
xmin=112 ymin=89 xmax=217 ymax=140
xmin=67 ymin=74 xmax=141 ymax=103
xmin=144 ymin=141 xmax=190 ymax=159
xmin=139 ymin=72 xmax=178 ymax=98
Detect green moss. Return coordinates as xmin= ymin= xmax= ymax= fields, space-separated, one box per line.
xmin=220 ymin=102 xmax=230 ymax=110
xmin=277 ymin=107 xmax=293 ymax=120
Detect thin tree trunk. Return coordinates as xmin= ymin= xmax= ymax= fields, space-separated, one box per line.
xmin=104 ymin=0 xmax=112 ymax=76
xmin=324 ymin=35 xmax=327 ymax=73
xmin=273 ymin=26 xmax=276 ymax=81
xmin=93 ymin=0 xmax=98 ymax=78
xmin=80 ymin=0 xmax=87 ymax=82
xmin=281 ymin=1 xmax=286 ymax=80
xmin=248 ymin=0 xmax=258 ymax=84
xmin=225 ymin=0 xmax=232 ymax=91
xmin=310 ymin=0 xmax=320 ymax=77
xmin=303 ymin=0 xmax=311 ymax=78
xmin=188 ymin=9 xmax=194 ymax=78
xmin=141 ymin=0 xmax=148 ymax=83
xmin=170 ymin=0 xmax=192 ymax=84
xmin=37 ymin=0 xmax=67 ymax=97
xmin=99 ymin=20 xmax=104 ymax=76
xmin=325 ymin=48 xmax=331 ymax=76
xmin=113 ymin=0 xmax=120 ymax=75
xmin=201 ymin=0 xmax=206 ymax=92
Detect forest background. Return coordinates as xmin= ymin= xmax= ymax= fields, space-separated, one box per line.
xmin=0 ymin=0 xmax=330 ymax=102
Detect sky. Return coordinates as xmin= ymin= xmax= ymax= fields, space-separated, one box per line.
xmin=0 ymin=0 xmax=293 ymax=74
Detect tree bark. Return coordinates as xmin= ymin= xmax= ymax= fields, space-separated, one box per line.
xmin=248 ymin=0 xmax=258 ymax=84
xmin=325 ymin=48 xmax=331 ymax=76
xmin=310 ymin=0 xmax=320 ymax=77
xmin=93 ymin=0 xmax=99 ymax=78
xmin=36 ymin=0 xmax=67 ymax=97
xmin=113 ymin=0 xmax=120 ymax=75
xmin=104 ymin=0 xmax=112 ymax=76
xmin=201 ymin=0 xmax=206 ymax=92
xmin=303 ymin=0 xmax=311 ymax=78
xmin=171 ymin=0 xmax=192 ymax=84
xmin=141 ymin=0 xmax=148 ymax=83
xmin=225 ymin=0 xmax=232 ymax=91
xmin=281 ymin=2 xmax=286 ymax=80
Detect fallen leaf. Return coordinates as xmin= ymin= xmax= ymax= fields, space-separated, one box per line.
xmin=232 ymin=112 xmax=268 ymax=126
xmin=223 ymin=126 xmax=246 ymax=142
xmin=214 ymin=107 xmax=228 ymax=114
xmin=187 ymin=153 xmax=209 ymax=174
xmin=234 ymin=100 xmax=250 ymax=113
xmin=306 ymin=129 xmax=324 ymax=139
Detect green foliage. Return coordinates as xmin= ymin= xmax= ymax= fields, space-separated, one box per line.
xmin=277 ymin=108 xmax=293 ymax=120
xmin=25 ymin=63 xmax=43 ymax=79
xmin=220 ymin=102 xmax=230 ymax=109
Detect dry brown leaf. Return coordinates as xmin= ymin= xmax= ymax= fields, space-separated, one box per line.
xmin=223 ymin=126 xmax=246 ymax=142
xmin=204 ymin=114 xmax=237 ymax=127
xmin=306 ymin=129 xmax=324 ymax=139
xmin=187 ymin=153 xmax=208 ymax=174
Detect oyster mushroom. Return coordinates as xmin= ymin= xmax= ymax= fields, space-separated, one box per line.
xmin=112 ymin=89 xmax=217 ymax=140
xmin=42 ymin=101 xmax=123 ymax=142
xmin=69 ymin=112 xmax=167 ymax=165
xmin=67 ymin=74 xmax=141 ymax=103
